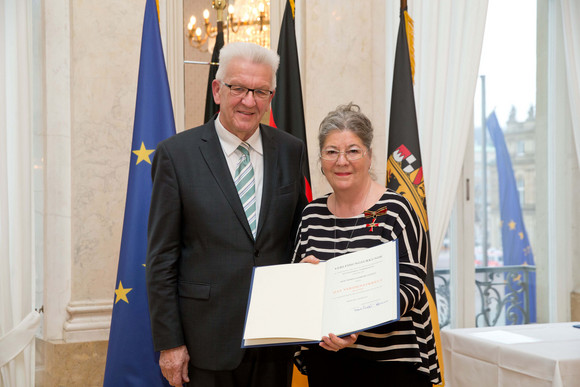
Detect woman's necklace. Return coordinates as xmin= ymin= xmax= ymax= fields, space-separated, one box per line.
xmin=332 ymin=182 xmax=372 ymax=258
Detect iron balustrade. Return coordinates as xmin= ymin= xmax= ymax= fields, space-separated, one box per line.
xmin=434 ymin=265 xmax=535 ymax=328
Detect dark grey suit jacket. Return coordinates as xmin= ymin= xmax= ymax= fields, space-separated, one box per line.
xmin=146 ymin=118 xmax=308 ymax=371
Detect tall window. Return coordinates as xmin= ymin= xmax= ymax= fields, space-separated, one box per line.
xmin=517 ymin=176 xmax=525 ymax=205
xmin=517 ymin=140 xmax=525 ymax=156
xmin=435 ymin=0 xmax=537 ymax=328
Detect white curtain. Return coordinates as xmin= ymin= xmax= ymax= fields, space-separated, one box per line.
xmin=385 ymin=1 xmax=488 ymax=262
xmin=412 ymin=0 xmax=489 ymax=260
xmin=0 ymin=0 xmax=41 ymax=386
xmin=560 ymin=0 xmax=580 ymax=163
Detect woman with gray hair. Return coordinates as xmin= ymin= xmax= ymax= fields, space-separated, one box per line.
xmin=293 ymin=103 xmax=441 ymax=386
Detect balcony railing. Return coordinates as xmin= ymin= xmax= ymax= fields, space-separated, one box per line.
xmin=434 ymin=265 xmax=535 ymax=328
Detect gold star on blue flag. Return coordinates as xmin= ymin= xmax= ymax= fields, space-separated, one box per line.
xmin=104 ymin=0 xmax=175 ymax=385
xmin=132 ymin=142 xmax=155 ymax=165
xmin=114 ymin=281 xmax=132 ymax=304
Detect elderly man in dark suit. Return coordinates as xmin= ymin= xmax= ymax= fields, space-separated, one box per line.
xmin=146 ymin=42 xmax=308 ymax=387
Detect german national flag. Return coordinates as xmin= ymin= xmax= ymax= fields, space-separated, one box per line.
xmin=270 ymin=0 xmax=312 ymax=202
xmin=386 ymin=5 xmax=444 ymax=386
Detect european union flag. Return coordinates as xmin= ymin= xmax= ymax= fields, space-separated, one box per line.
xmin=103 ymin=0 xmax=175 ymax=385
xmin=487 ymin=112 xmax=536 ymax=324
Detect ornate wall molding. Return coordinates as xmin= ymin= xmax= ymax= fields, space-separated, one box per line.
xmin=63 ymin=300 xmax=113 ymax=342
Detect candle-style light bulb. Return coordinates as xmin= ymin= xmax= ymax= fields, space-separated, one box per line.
xmin=187 ymin=16 xmax=196 ymax=31
xmin=203 ymin=9 xmax=210 ymax=21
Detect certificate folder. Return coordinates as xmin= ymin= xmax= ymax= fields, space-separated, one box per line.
xmin=242 ymin=241 xmax=400 ymax=347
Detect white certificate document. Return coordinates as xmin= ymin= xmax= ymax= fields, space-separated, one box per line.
xmin=242 ymin=241 xmax=400 ymax=347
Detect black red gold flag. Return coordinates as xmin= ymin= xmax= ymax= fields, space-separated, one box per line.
xmin=204 ymin=21 xmax=224 ymax=123
xmin=270 ymin=0 xmax=312 ymax=202
xmin=386 ymin=6 xmax=444 ymax=386
xmin=272 ymin=5 xmax=311 ymax=387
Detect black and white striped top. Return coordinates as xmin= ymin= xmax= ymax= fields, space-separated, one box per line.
xmin=292 ymin=189 xmax=441 ymax=384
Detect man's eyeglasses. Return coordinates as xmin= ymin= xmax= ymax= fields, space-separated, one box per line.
xmin=222 ymin=82 xmax=273 ymax=100
xmin=320 ymin=148 xmax=367 ymax=161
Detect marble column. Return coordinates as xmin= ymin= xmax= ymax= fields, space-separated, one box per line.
xmin=300 ymin=0 xmax=387 ymax=198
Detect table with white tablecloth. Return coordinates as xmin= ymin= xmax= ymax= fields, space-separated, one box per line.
xmin=441 ymin=322 xmax=580 ymax=387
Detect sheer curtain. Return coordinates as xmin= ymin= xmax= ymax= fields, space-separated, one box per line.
xmin=0 ymin=0 xmax=41 ymax=386
xmin=384 ymin=1 xmax=488 ymax=263
xmin=413 ymin=1 xmax=489 ymax=260
xmin=560 ymin=0 xmax=580 ymax=162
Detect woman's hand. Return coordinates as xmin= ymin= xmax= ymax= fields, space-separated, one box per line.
xmin=299 ymin=255 xmax=320 ymax=264
xmin=320 ymin=332 xmax=359 ymax=352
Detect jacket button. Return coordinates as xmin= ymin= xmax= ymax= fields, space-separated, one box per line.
xmin=254 ymin=250 xmax=259 ymax=257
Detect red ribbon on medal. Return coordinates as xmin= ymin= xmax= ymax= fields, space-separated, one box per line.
xmin=363 ymin=206 xmax=388 ymax=219
xmin=364 ymin=206 xmax=387 ymax=232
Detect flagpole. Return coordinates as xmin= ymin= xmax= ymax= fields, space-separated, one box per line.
xmin=481 ymin=75 xmax=488 ymax=266
xmin=401 ymin=0 xmax=407 ymax=9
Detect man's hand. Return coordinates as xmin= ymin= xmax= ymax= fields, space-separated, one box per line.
xmin=159 ymin=345 xmax=190 ymax=387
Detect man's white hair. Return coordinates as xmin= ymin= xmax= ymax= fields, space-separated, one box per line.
xmin=215 ymin=42 xmax=280 ymax=89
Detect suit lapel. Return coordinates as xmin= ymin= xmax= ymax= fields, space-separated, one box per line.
xmin=258 ymin=125 xmax=278 ymax=239
xmin=198 ymin=121 xmax=254 ymax=239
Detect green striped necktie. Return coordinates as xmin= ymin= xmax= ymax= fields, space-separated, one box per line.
xmin=234 ymin=142 xmax=257 ymax=238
